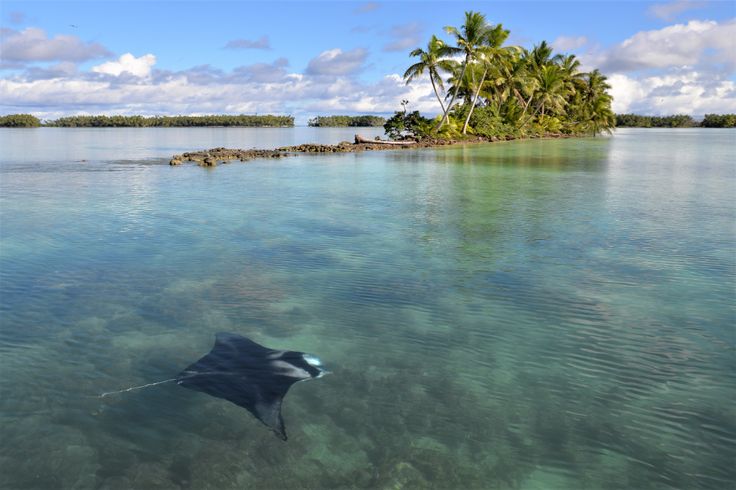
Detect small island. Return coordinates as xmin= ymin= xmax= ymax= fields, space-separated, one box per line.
xmin=616 ymin=114 xmax=735 ymax=128
xmin=0 ymin=114 xmax=294 ymax=128
xmin=307 ymin=115 xmax=386 ymax=127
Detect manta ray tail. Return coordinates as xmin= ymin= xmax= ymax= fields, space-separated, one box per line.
xmin=98 ymin=378 xmax=178 ymax=398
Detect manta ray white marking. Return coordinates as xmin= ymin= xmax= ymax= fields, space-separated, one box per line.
xmin=303 ymin=354 xmax=322 ymax=367
xmin=271 ymin=360 xmax=311 ymax=379
xmin=303 ymin=354 xmax=330 ymax=378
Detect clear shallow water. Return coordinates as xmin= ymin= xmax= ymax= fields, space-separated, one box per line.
xmin=0 ymin=126 xmax=386 ymax=164
xmin=0 ymin=128 xmax=734 ymax=489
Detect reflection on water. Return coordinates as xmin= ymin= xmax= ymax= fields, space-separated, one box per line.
xmin=0 ymin=128 xmax=734 ymax=489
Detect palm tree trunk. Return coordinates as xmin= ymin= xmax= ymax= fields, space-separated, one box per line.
xmin=514 ymin=88 xmax=533 ymax=116
xmin=516 ymin=91 xmax=539 ymax=130
xmin=430 ymin=72 xmax=446 ymax=115
xmin=437 ymin=54 xmax=470 ymax=130
xmin=462 ymin=68 xmax=487 ymax=134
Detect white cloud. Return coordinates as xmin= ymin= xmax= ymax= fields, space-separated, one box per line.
xmin=575 ymin=18 xmax=736 ymax=115
xmin=24 ymin=61 xmax=77 ymax=80
xmin=551 ymin=35 xmax=588 ymax=52
xmin=91 ymin=53 xmax=156 ymax=78
xmin=305 ymin=48 xmax=368 ymax=76
xmin=0 ymin=60 xmax=444 ymax=123
xmin=230 ymin=58 xmax=290 ymax=83
xmin=609 ymin=72 xmax=736 ymax=115
xmin=0 ymin=27 xmax=110 ymax=62
xmin=607 ymin=74 xmax=648 ymax=113
xmin=648 ymin=0 xmax=706 ymax=22
xmin=596 ymin=19 xmax=736 ymax=73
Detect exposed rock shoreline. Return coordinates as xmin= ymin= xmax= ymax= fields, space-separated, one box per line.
xmin=169 ymin=148 xmax=288 ymax=166
xmin=169 ymin=132 xmax=575 ymax=167
xmin=169 ymin=134 xmax=484 ymax=167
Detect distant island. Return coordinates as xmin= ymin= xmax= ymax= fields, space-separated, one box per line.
xmin=0 ymin=114 xmax=294 ymax=128
xmin=0 ymin=113 xmax=387 ymax=128
xmin=2 ymin=112 xmax=734 ymax=129
xmin=307 ymin=115 xmax=386 ymax=127
xmin=616 ymin=114 xmax=735 ymax=128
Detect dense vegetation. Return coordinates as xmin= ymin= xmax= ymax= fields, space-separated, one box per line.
xmin=43 ymin=114 xmax=294 ymax=127
xmin=384 ymin=110 xmax=433 ymax=140
xmin=616 ymin=114 xmax=696 ymax=128
xmin=615 ymin=114 xmax=735 ymax=128
xmin=700 ymin=114 xmax=736 ymax=128
xmin=0 ymin=114 xmax=41 ymax=127
xmin=0 ymin=114 xmax=293 ymax=128
xmin=308 ymin=115 xmax=385 ymax=127
xmin=393 ymin=10 xmax=616 ymax=140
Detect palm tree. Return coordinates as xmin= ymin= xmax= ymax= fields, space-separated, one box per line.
xmin=404 ymin=35 xmax=456 ymax=117
xmin=535 ymin=64 xmax=568 ymax=117
xmin=461 ymin=23 xmax=511 ymax=134
xmin=438 ymin=11 xmax=491 ymax=129
xmin=482 ymin=45 xmax=523 ymax=108
xmin=582 ymin=69 xmax=611 ymax=99
xmin=444 ymin=62 xmax=476 ymax=107
xmin=529 ymin=40 xmax=556 ymax=70
xmin=459 ymin=60 xmax=489 ymax=133
xmin=558 ymin=54 xmax=582 ymax=77
xmin=506 ymin=54 xmax=537 ymax=126
xmin=585 ymin=92 xmax=615 ymax=135
xmin=557 ymin=54 xmax=587 ymax=110
xmin=579 ymin=69 xmax=615 ymax=135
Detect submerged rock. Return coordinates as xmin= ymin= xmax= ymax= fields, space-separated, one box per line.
xmin=387 ymin=461 xmax=428 ymax=489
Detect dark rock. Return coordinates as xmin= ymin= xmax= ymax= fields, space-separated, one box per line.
xmin=171 ymin=137 xmax=498 ymax=168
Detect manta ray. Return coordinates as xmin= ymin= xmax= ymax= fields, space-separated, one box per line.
xmin=101 ymin=333 xmax=328 ymax=440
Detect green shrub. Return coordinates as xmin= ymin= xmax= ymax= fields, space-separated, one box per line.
xmin=383 ymin=111 xmax=433 ymax=140
xmin=308 ymin=115 xmax=386 ymax=127
xmin=701 ymin=114 xmax=735 ymax=128
xmin=0 ymin=114 xmax=41 ymax=127
xmin=469 ymin=106 xmax=518 ymax=139
xmin=533 ymin=115 xmax=562 ymax=134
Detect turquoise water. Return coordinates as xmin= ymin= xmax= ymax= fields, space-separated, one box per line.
xmin=0 ymin=128 xmax=734 ymax=489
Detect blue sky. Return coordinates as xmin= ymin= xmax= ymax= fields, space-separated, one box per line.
xmin=1 ymin=0 xmax=734 ymax=122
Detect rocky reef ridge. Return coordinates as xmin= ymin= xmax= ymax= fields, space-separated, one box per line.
xmin=170 ymin=135 xmax=480 ymax=167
